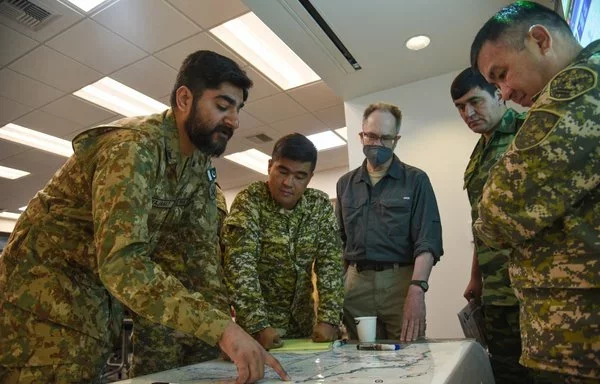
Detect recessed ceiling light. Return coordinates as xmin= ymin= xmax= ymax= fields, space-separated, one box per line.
xmin=224 ymin=148 xmax=271 ymax=175
xmin=307 ymin=130 xmax=346 ymax=151
xmin=73 ymin=77 xmax=168 ymax=117
xmin=0 ymin=212 xmax=20 ymax=220
xmin=0 ymin=165 xmax=30 ymax=180
xmin=210 ymin=12 xmax=321 ymax=90
xmin=0 ymin=123 xmax=73 ymax=158
xmin=405 ymin=35 xmax=431 ymax=51
xmin=63 ymin=0 xmax=110 ymax=12
xmin=334 ymin=127 xmax=348 ymax=141
xmin=19 ymin=206 xmax=27 ymax=211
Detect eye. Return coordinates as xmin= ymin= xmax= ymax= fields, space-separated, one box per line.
xmin=497 ymin=71 xmax=506 ymax=81
xmin=217 ymin=104 xmax=228 ymax=111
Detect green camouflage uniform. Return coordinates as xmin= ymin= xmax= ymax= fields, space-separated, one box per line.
xmin=464 ymin=108 xmax=531 ymax=383
xmin=474 ymin=40 xmax=600 ymax=380
xmin=0 ymin=110 xmax=232 ymax=382
xmin=222 ymin=181 xmax=344 ymax=337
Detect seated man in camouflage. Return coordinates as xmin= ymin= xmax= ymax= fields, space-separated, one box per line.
xmin=222 ymin=133 xmax=344 ymax=349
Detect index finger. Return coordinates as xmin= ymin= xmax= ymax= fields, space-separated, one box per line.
xmin=265 ymin=352 xmax=291 ymax=381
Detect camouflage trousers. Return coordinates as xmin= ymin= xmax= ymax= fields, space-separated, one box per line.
xmin=531 ymin=369 xmax=600 ymax=384
xmin=0 ymin=302 xmax=113 ymax=384
xmin=483 ymin=304 xmax=533 ymax=384
xmin=129 ymin=313 xmax=220 ymax=377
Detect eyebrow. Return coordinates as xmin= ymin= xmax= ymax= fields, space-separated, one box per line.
xmin=216 ymin=95 xmax=244 ymax=110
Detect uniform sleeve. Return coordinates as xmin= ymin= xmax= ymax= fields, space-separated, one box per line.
xmin=92 ymin=136 xmax=232 ymax=346
xmin=313 ymin=198 xmax=345 ymax=325
xmin=221 ymin=190 xmax=269 ymax=335
xmin=411 ymin=174 xmax=444 ymax=263
xmin=474 ymin=72 xmax=600 ymax=248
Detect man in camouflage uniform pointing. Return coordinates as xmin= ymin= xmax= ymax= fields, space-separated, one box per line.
xmin=471 ymin=2 xmax=599 ymax=382
xmin=222 ymin=133 xmax=344 ymax=350
xmin=0 ymin=50 xmax=289 ymax=384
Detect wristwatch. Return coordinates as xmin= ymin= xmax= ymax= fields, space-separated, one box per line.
xmin=409 ymin=280 xmax=429 ymax=292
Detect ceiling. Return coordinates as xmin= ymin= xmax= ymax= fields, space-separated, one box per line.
xmin=0 ymin=0 xmax=556 ymax=214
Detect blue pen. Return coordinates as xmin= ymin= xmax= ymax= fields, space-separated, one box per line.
xmin=357 ymin=343 xmax=401 ymax=351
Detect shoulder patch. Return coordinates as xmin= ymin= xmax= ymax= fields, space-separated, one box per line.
xmin=514 ymin=109 xmax=560 ymax=150
xmin=549 ymin=66 xmax=597 ymax=101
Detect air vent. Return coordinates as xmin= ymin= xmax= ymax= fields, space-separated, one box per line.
xmin=246 ymin=133 xmax=273 ymax=144
xmin=0 ymin=0 xmax=57 ymax=31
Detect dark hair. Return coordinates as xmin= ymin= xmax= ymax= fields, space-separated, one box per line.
xmin=451 ymin=67 xmax=497 ymax=100
xmin=170 ymin=50 xmax=253 ymax=108
xmin=471 ymin=1 xmax=573 ymax=70
xmin=272 ymin=133 xmax=318 ymax=172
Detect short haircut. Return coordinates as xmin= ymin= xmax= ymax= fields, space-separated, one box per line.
xmin=170 ymin=50 xmax=253 ymax=108
xmin=271 ymin=133 xmax=318 ymax=172
xmin=471 ymin=1 xmax=574 ymax=70
xmin=363 ymin=102 xmax=402 ymax=133
xmin=450 ymin=67 xmax=498 ymax=100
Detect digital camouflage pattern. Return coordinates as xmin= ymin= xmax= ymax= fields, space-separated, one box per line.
xmin=0 ymin=110 xmax=232 ymax=380
xmin=474 ymin=40 xmax=600 ymax=379
xmin=222 ymin=181 xmax=344 ymax=337
xmin=464 ymin=107 xmax=524 ymax=306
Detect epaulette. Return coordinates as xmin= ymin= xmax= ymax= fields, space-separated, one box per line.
xmin=549 ymin=66 xmax=597 ymax=101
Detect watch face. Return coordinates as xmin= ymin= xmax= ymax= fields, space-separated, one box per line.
xmin=421 ymin=281 xmax=429 ymax=291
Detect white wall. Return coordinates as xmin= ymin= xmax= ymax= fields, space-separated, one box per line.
xmin=344 ymin=71 xmax=480 ymax=339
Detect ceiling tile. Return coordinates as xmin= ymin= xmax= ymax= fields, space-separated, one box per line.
xmin=0 ymin=140 xmax=29 ymax=162
xmin=313 ymin=103 xmax=346 ymax=129
xmin=93 ymin=0 xmax=200 ymax=53
xmin=212 ymin=156 xmax=264 ymax=190
xmin=0 ymin=24 xmax=38 ymax=66
xmin=237 ymin=124 xmax=280 ymax=149
xmin=0 ymin=96 xmax=33 ymax=126
xmin=112 ymin=56 xmax=177 ymax=99
xmin=239 ymin=110 xmax=263 ymax=130
xmin=14 ymin=110 xmax=83 ymax=138
xmin=0 ymin=69 xmax=63 ymax=108
xmin=287 ymin=81 xmax=342 ymax=112
xmin=0 ymin=0 xmax=83 ymax=43
xmin=245 ymin=67 xmax=281 ymax=103
xmin=42 ymin=95 xmax=116 ymax=126
xmin=1 ymin=150 xmax=67 ymax=174
xmin=154 ymin=32 xmax=246 ymax=70
xmin=244 ymin=93 xmax=307 ymax=124
xmin=269 ymin=113 xmax=327 ymax=136
xmin=166 ymin=0 xmax=249 ymax=29
xmin=9 ymin=46 xmax=102 ymax=93
xmin=313 ymin=146 xmax=349 ymax=173
xmin=46 ymin=19 xmax=147 ymax=74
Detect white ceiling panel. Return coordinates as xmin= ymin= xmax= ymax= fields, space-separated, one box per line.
xmin=14 ymin=110 xmax=83 ymax=138
xmin=111 ymin=56 xmax=177 ymax=99
xmin=212 ymin=156 xmax=264 ymax=189
xmin=313 ymin=104 xmax=346 ymax=130
xmin=1 ymin=149 xmax=67 ymax=174
xmin=154 ymin=32 xmax=247 ymax=70
xmin=0 ymin=96 xmax=33 ymax=126
xmin=269 ymin=113 xmax=328 ymax=136
xmin=313 ymin=146 xmax=349 ymax=173
xmin=166 ymin=0 xmax=249 ymax=29
xmin=0 ymin=24 xmax=38 ymax=66
xmin=42 ymin=95 xmax=116 ymax=126
xmin=0 ymin=68 xmax=64 ymax=108
xmin=238 ymin=109 xmax=263 ymax=130
xmin=0 ymin=0 xmax=83 ymax=43
xmin=244 ymin=93 xmax=307 ymax=124
xmin=92 ymin=0 xmax=200 ymax=53
xmin=287 ymin=81 xmax=342 ymax=112
xmin=46 ymin=19 xmax=146 ymax=74
xmin=9 ymin=46 xmax=102 ymax=92
xmin=237 ymin=124 xmax=280 ymax=147
xmin=244 ymin=67 xmax=281 ymax=103
xmin=0 ymin=140 xmax=31 ymax=161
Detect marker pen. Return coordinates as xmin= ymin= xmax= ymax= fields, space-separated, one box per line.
xmin=356 ymin=343 xmax=401 ymax=351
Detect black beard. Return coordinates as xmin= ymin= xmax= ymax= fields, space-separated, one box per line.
xmin=184 ymin=106 xmax=233 ymax=157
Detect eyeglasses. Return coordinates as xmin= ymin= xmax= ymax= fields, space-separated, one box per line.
xmin=359 ymin=131 xmax=399 ymax=147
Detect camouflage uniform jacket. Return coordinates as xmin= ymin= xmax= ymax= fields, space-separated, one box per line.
xmin=474 ymin=40 xmax=600 ymax=378
xmin=464 ymin=108 xmax=524 ymax=306
xmin=222 ymin=181 xmax=344 ymax=337
xmin=0 ymin=110 xmax=232 ymax=366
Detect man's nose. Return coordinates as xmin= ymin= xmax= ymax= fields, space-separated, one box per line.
xmin=223 ymin=110 xmax=240 ymax=130
xmin=499 ymin=84 xmax=513 ymax=101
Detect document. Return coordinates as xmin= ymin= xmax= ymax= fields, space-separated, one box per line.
xmin=269 ymin=338 xmax=334 ymax=353
xmin=457 ymin=300 xmax=487 ymax=348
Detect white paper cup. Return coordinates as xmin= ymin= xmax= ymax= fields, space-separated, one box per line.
xmin=354 ymin=316 xmax=377 ymax=342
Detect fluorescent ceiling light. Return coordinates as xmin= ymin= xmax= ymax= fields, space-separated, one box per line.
xmin=62 ymin=0 xmax=110 ymax=12
xmin=0 ymin=212 xmax=20 ymax=220
xmin=73 ymin=77 xmax=168 ymax=117
xmin=0 ymin=123 xmax=73 ymax=158
xmin=210 ymin=12 xmax=321 ymax=90
xmin=307 ymin=130 xmax=346 ymax=151
xmin=225 ymin=148 xmax=271 ymax=175
xmin=406 ymin=35 xmax=431 ymax=51
xmin=19 ymin=206 xmax=27 ymax=211
xmin=334 ymin=127 xmax=348 ymax=140
xmin=0 ymin=165 xmax=30 ymax=180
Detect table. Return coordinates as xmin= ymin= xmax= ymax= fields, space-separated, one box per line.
xmin=114 ymin=339 xmax=494 ymax=383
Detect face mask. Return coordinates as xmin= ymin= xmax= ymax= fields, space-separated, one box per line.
xmin=363 ymin=145 xmax=393 ymax=167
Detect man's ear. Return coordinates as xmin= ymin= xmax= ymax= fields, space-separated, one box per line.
xmin=267 ymin=159 xmax=273 ymax=174
xmin=528 ymin=24 xmax=552 ymax=55
xmin=175 ymin=86 xmax=193 ymax=114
